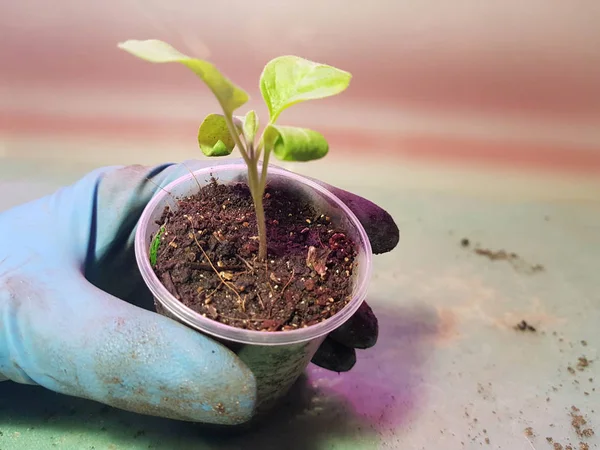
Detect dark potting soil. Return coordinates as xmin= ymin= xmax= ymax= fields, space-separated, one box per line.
xmin=151 ymin=178 xmax=358 ymax=332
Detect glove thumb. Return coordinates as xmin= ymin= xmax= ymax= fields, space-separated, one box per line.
xmin=0 ymin=268 xmax=256 ymax=424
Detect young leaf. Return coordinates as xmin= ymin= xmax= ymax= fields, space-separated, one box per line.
xmin=264 ymin=125 xmax=328 ymax=162
xmin=118 ymin=39 xmax=249 ymax=115
xmin=260 ymin=56 xmax=351 ymax=122
xmin=243 ymin=110 xmax=259 ymax=145
xmin=198 ymin=114 xmax=242 ymax=156
xmin=150 ymin=225 xmax=165 ymax=266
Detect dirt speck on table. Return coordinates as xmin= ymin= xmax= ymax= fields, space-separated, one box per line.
xmin=570 ymin=406 xmax=594 ymax=438
xmin=524 ymin=426 xmax=535 ymax=437
xmin=576 ymin=357 xmax=590 ymax=371
xmin=514 ymin=320 xmax=537 ymax=332
xmin=460 ymin=241 xmax=544 ymax=274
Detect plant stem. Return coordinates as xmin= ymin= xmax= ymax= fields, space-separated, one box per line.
xmin=223 ymin=114 xmax=251 ymax=166
xmin=223 ymin=113 xmax=268 ymax=260
xmin=247 ymin=161 xmax=268 ymax=260
xmin=254 ymin=137 xmax=264 ymax=162
xmin=260 ymin=147 xmax=271 ymax=188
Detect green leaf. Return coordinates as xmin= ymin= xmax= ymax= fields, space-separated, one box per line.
xmin=150 ymin=225 xmax=165 ymax=266
xmin=118 ymin=39 xmax=249 ymax=115
xmin=264 ymin=125 xmax=329 ymax=162
xmin=198 ymin=114 xmax=242 ymax=156
xmin=243 ymin=110 xmax=259 ymax=145
xmin=260 ymin=56 xmax=351 ymax=122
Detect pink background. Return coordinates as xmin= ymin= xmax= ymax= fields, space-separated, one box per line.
xmin=2 ymin=0 xmax=600 ymax=174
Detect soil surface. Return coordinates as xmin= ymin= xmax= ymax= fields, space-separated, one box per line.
xmin=151 ymin=178 xmax=358 ymax=331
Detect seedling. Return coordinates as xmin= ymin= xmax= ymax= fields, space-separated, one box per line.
xmin=149 ymin=224 xmax=165 ymax=266
xmin=118 ymin=39 xmax=351 ymax=260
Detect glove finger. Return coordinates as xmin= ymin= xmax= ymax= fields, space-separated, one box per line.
xmin=310 ymin=181 xmax=399 ymax=255
xmin=327 ymin=301 xmax=378 ymax=349
xmin=0 ymin=270 xmax=256 ymax=425
xmin=311 ymin=337 xmax=356 ymax=372
xmin=310 ymin=302 xmax=378 ymax=372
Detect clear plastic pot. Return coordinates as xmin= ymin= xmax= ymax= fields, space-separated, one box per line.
xmin=134 ymin=163 xmax=372 ymax=415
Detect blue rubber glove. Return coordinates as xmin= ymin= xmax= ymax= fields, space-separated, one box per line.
xmin=0 ymin=159 xmax=398 ymax=425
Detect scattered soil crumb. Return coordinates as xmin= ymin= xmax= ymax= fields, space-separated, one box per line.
xmin=581 ymin=340 xmax=587 ymax=346
xmin=474 ymin=247 xmax=515 ymax=261
xmin=485 ymin=437 xmax=490 ymax=445
xmin=570 ymin=406 xmax=594 ymax=438
xmin=576 ymin=357 xmax=590 ymax=371
xmin=524 ymin=427 xmax=535 ymax=437
xmin=568 ymin=367 xmax=576 ymax=375
xmin=547 ymin=437 xmax=554 ymax=443
xmin=515 ymin=320 xmax=537 ymax=332
xmin=464 ymin=243 xmax=544 ymax=274
xmin=579 ymin=443 xmax=589 ymax=450
xmin=554 ymin=443 xmax=564 ymax=450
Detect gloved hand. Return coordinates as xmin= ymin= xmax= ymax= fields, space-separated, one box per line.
xmin=0 ymin=158 xmax=399 ymax=425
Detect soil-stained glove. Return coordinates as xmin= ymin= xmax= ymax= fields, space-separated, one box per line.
xmin=0 ymin=159 xmax=399 ymax=424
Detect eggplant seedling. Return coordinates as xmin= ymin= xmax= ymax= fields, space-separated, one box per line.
xmin=118 ymin=39 xmax=351 ymax=260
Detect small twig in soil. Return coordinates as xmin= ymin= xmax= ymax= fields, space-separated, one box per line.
xmin=236 ymin=255 xmax=255 ymax=272
xmin=186 ymin=217 xmax=242 ymax=303
xmin=205 ymin=281 xmax=224 ymax=302
xmin=190 ymin=262 xmax=244 ymax=272
xmin=217 ymin=313 xmax=249 ymax=323
xmin=257 ymin=292 xmax=266 ymax=311
xmin=221 ymin=315 xmax=274 ymax=323
xmin=161 ymin=271 xmax=180 ymax=299
xmin=280 ymin=268 xmax=296 ymax=295
xmin=316 ymin=232 xmax=326 ymax=249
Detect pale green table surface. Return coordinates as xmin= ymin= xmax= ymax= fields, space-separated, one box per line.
xmin=1 ymin=148 xmax=599 ymax=450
